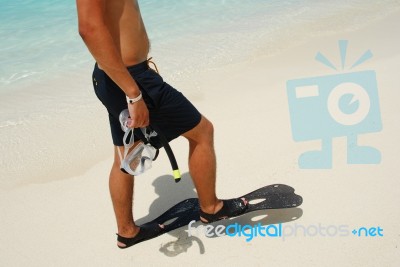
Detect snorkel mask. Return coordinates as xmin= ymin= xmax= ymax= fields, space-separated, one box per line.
xmin=118 ymin=109 xmax=181 ymax=182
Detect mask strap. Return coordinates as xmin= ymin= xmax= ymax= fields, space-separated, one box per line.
xmin=117 ymin=146 xmax=123 ymax=164
xmin=119 ymin=128 xmax=135 ymax=168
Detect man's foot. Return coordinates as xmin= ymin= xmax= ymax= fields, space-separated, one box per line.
xmin=117 ymin=223 xmax=164 ymax=249
xmin=199 ymin=198 xmax=248 ymax=224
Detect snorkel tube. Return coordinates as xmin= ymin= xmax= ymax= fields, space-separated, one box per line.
xmin=148 ymin=125 xmax=181 ymax=183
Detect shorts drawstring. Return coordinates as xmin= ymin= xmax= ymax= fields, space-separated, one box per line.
xmin=147 ymin=57 xmax=159 ymax=73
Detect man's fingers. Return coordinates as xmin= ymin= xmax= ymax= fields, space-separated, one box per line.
xmin=127 ymin=99 xmax=149 ymax=128
xmin=128 ymin=119 xmax=149 ymax=128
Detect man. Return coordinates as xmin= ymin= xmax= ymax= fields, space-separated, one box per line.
xmin=76 ymin=0 xmax=247 ymax=248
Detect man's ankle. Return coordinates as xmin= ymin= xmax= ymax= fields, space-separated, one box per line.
xmin=118 ymin=223 xmax=139 ymax=237
xmin=200 ymin=199 xmax=223 ymax=214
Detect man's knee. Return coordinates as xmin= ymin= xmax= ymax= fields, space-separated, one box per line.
xmin=111 ymin=146 xmax=134 ymax=178
xmin=198 ymin=116 xmax=214 ymax=137
xmin=184 ymin=116 xmax=214 ymax=143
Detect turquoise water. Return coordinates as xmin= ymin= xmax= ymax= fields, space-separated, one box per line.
xmin=0 ymin=0 xmax=79 ymax=87
xmin=1 ymin=0 xmax=399 ymax=91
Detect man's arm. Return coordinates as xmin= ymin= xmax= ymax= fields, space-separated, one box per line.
xmin=76 ymin=0 xmax=148 ymax=128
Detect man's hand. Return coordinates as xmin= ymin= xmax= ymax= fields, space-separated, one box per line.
xmin=127 ymin=98 xmax=149 ymax=128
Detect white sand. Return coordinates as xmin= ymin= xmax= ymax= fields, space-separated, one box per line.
xmin=1 ymin=10 xmax=400 ymax=267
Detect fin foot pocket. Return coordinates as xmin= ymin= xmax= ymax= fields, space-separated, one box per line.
xmin=199 ymin=198 xmax=248 ymax=224
xmin=117 ymin=223 xmax=164 ymax=249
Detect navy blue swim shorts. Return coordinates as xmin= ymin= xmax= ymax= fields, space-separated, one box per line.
xmin=92 ymin=60 xmax=202 ymax=148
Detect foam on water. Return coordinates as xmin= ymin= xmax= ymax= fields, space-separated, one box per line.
xmin=0 ymin=0 xmax=399 ymax=188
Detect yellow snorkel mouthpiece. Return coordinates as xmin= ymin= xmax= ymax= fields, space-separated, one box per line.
xmin=173 ymin=169 xmax=181 ymax=183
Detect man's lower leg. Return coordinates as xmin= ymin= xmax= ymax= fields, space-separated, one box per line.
xmin=109 ymin=156 xmax=139 ymax=239
xmin=184 ymin=118 xmax=222 ymax=214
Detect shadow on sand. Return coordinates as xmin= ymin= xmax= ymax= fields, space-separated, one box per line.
xmin=135 ymin=173 xmax=303 ymax=257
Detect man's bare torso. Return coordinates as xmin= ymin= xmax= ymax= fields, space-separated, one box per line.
xmin=104 ymin=0 xmax=149 ymax=66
